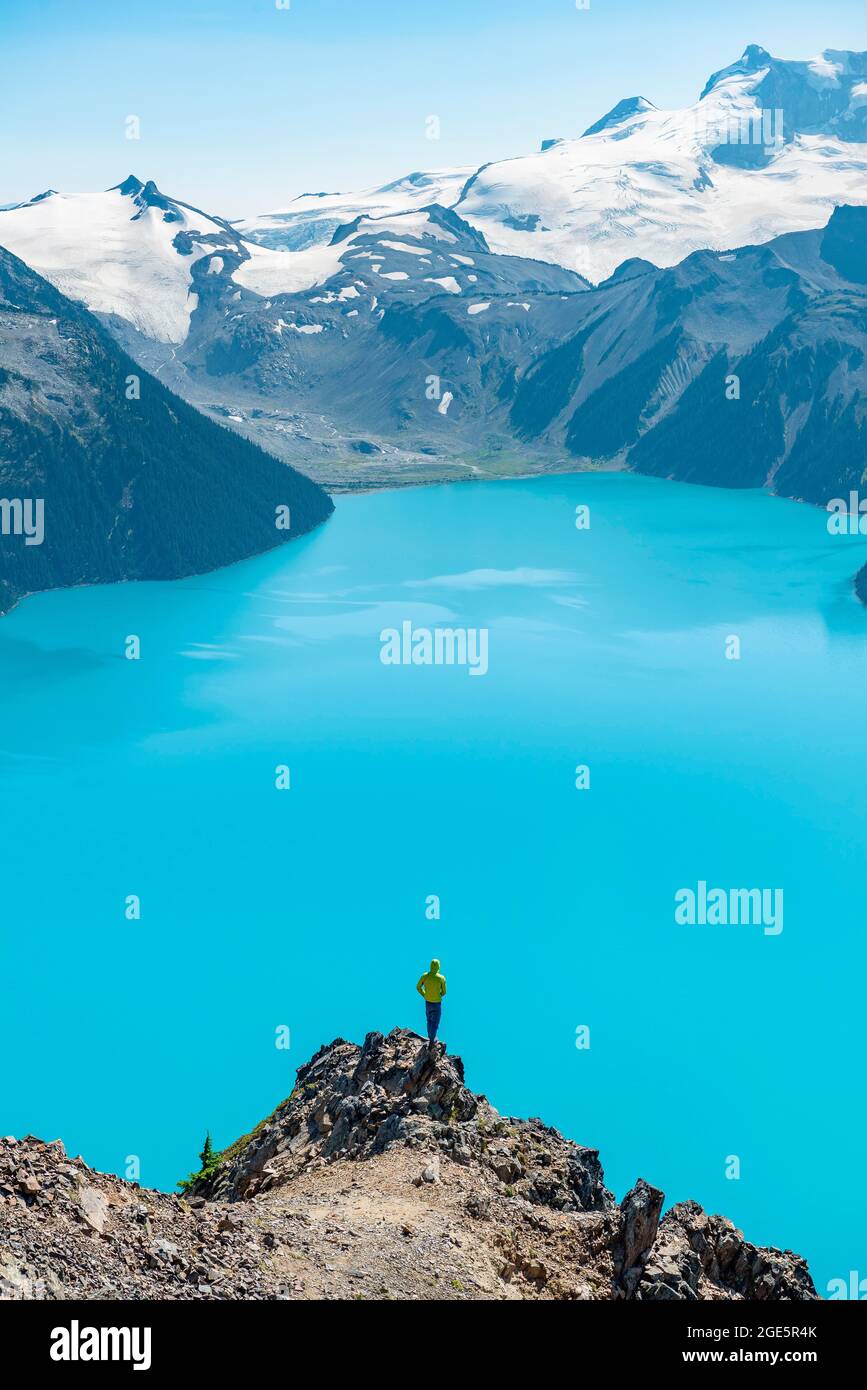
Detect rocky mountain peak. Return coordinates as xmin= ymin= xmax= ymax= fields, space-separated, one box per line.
xmin=698 ymin=45 xmax=867 ymax=142
xmin=0 ymin=1029 xmax=819 ymax=1300
xmin=108 ymin=175 xmax=182 ymax=222
xmin=111 ymin=174 xmax=145 ymax=197
xmin=700 ymin=44 xmax=775 ymax=99
xmin=582 ymin=95 xmax=657 ymax=138
xmin=741 ymin=43 xmax=773 ymax=67
xmin=197 ymin=1027 xmax=611 ymax=1215
xmin=186 ymin=1027 xmax=816 ymax=1301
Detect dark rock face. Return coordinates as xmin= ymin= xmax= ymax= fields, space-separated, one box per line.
xmin=636 ymin=1202 xmax=817 ymax=1301
xmin=820 ymin=204 xmax=867 ymax=285
xmin=616 ymin=1178 xmax=665 ymax=1295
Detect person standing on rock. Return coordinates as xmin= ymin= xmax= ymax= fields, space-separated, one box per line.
xmin=416 ymin=958 xmax=447 ymax=1046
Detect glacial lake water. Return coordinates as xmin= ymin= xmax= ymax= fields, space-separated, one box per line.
xmin=2 ymin=471 xmax=865 ymax=1295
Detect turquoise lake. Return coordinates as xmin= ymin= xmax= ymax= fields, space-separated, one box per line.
xmin=2 ymin=471 xmax=865 ymax=1295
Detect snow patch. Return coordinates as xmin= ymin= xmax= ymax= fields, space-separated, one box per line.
xmin=233 ymin=240 xmax=345 ymax=297
xmin=425 ymin=276 xmax=461 ymax=294
xmin=808 ymin=55 xmax=842 ymax=85
xmin=378 ymin=239 xmax=431 ymax=257
xmin=273 ymin=318 xmax=324 ymax=335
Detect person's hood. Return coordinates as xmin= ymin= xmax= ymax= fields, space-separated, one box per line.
xmin=429 ymin=958 xmax=441 ymax=974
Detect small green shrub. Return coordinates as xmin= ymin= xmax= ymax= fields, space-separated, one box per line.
xmin=177 ymin=1130 xmax=224 ymax=1193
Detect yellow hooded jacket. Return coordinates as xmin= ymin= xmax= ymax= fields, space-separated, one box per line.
xmin=417 ymin=959 xmax=447 ymax=1003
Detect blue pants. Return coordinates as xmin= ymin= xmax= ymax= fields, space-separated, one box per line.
xmin=425 ymin=1001 xmax=442 ymax=1042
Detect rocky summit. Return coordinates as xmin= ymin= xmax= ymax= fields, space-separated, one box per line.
xmin=0 ymin=1029 xmax=816 ymax=1301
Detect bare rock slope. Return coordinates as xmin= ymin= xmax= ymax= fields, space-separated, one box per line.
xmin=0 ymin=1029 xmax=816 ymax=1301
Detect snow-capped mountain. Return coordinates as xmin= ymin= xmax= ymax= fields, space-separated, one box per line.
xmin=2 ymin=42 xmax=866 ymax=507
xmin=0 ymin=174 xmax=587 ymax=357
xmin=238 ymin=45 xmax=867 ymax=283
xmin=236 ymin=166 xmax=475 ymax=252
xmin=4 ymin=162 xmax=866 ymax=506
xmin=144 ymin=195 xmax=867 ymax=510
xmin=0 ymin=176 xmax=348 ymax=343
xmin=40 ymin=180 xmax=862 ymax=516
xmin=5 ymin=45 xmax=866 ymax=348
xmin=455 ymin=45 xmax=867 ymax=280
xmin=117 ymin=201 xmax=590 ymax=487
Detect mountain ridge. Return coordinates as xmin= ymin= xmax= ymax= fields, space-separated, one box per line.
xmin=229 ymin=44 xmax=867 ymax=281
xmin=5 ymin=46 xmax=867 ymax=303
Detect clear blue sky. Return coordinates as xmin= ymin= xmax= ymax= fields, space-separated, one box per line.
xmin=2 ymin=0 xmax=866 ymax=217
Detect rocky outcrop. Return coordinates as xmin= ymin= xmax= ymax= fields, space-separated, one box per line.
xmin=197 ymin=1029 xmax=610 ymax=1217
xmin=0 ymin=1029 xmax=818 ymax=1301
xmin=615 ymin=1178 xmax=665 ymax=1295
xmin=636 ymin=1202 xmax=818 ymax=1301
